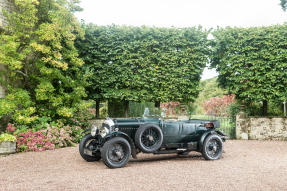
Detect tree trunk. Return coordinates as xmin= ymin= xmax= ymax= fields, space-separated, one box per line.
xmin=125 ymin=100 xmax=129 ymax=118
xmin=155 ymin=101 xmax=160 ymax=109
xmin=95 ymin=100 xmax=100 ymax=118
xmin=283 ymin=101 xmax=286 ymax=117
xmin=262 ymin=100 xmax=268 ymax=116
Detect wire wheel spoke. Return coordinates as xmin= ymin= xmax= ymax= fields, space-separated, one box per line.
xmin=141 ymin=128 xmax=159 ymax=149
xmin=206 ymin=139 xmax=220 ymax=158
xmin=108 ymin=143 xmax=126 ymax=163
xmin=85 ymin=139 xmax=98 ymax=151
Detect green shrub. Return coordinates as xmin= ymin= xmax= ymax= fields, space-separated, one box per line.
xmin=0 ymin=0 xmax=86 ymax=129
xmin=0 ymin=133 xmax=16 ymax=143
xmin=228 ymin=102 xmax=241 ymax=124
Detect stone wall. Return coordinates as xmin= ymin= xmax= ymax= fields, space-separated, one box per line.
xmin=236 ymin=112 xmax=287 ymax=141
xmin=0 ymin=0 xmax=12 ymax=28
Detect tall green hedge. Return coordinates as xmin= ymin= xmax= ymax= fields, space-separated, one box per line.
xmin=211 ymin=25 xmax=287 ymax=115
xmin=76 ymin=24 xmax=210 ymax=109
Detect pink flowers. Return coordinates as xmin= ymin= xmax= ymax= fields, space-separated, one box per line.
xmin=45 ymin=124 xmax=74 ymax=148
xmin=203 ymin=94 xmax=235 ymax=117
xmin=6 ymin=123 xmax=15 ymax=133
xmin=6 ymin=122 xmax=82 ymax=153
xmin=16 ymin=130 xmax=55 ymax=152
xmin=161 ymin=102 xmax=181 ymax=117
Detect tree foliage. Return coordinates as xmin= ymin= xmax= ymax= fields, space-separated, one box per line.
xmin=280 ymin=0 xmax=287 ymax=11
xmin=0 ymin=0 xmax=88 ymax=125
xmin=76 ymin=24 xmax=210 ymax=105
xmin=211 ymin=25 xmax=287 ymax=115
xmin=189 ymin=77 xmax=227 ymax=114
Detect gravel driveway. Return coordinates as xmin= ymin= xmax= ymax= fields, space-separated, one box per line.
xmin=0 ymin=140 xmax=287 ymax=191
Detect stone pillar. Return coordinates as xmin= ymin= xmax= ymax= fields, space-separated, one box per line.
xmin=236 ymin=111 xmax=249 ymax=140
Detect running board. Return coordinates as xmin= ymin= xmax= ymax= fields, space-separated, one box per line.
xmin=153 ymin=149 xmax=186 ymax=154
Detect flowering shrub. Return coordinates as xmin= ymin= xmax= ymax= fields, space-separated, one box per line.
xmin=6 ymin=123 xmax=16 ymax=133
xmin=67 ymin=125 xmax=84 ymax=143
xmin=203 ymin=94 xmax=236 ymax=117
xmin=46 ymin=125 xmax=75 ymax=148
xmin=7 ymin=122 xmax=83 ymax=152
xmin=16 ymin=131 xmax=55 ymax=152
xmin=160 ymin=102 xmax=181 ymax=117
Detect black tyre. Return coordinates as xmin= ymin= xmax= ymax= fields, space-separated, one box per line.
xmin=202 ymin=134 xmax=223 ymax=160
xmin=101 ymin=137 xmax=131 ymax=168
xmin=135 ymin=124 xmax=163 ymax=153
xmin=79 ymin=134 xmax=101 ymax=162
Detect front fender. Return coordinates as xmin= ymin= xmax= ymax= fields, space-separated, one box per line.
xmin=198 ymin=129 xmax=227 ymax=151
xmin=103 ymin=131 xmax=137 ymax=159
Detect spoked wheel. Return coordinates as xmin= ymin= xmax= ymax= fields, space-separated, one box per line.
xmin=202 ymin=134 xmax=223 ymax=160
xmin=135 ymin=124 xmax=163 ymax=153
xmin=79 ymin=134 xmax=101 ymax=162
xmin=101 ymin=137 xmax=131 ymax=168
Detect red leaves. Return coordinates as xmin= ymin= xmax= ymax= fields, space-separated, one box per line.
xmin=6 ymin=123 xmax=15 ymax=133
xmin=203 ymin=94 xmax=235 ymax=117
xmin=161 ymin=102 xmax=180 ymax=117
xmin=16 ymin=130 xmax=55 ymax=152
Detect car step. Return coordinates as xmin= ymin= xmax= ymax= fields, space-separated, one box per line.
xmin=153 ymin=149 xmax=188 ymax=154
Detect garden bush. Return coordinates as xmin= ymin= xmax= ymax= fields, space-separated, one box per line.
xmin=16 ymin=131 xmax=55 ymax=152
xmin=203 ymin=94 xmax=235 ymax=117
xmin=0 ymin=133 xmax=16 ymax=143
xmin=160 ymin=102 xmax=181 ymax=117
xmin=0 ymin=0 xmax=89 ymax=135
xmin=5 ymin=121 xmax=84 ymax=152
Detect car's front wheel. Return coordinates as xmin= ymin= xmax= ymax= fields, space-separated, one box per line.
xmin=79 ymin=134 xmax=101 ymax=162
xmin=101 ymin=137 xmax=131 ymax=168
xmin=202 ymin=134 xmax=223 ymax=160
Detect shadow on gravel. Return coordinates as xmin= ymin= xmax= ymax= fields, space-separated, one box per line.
xmin=130 ymin=153 xmax=203 ymax=163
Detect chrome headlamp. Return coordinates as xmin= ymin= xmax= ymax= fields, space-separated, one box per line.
xmin=91 ymin=125 xmax=98 ymax=136
xmin=104 ymin=118 xmax=115 ymax=128
xmin=91 ymin=124 xmax=109 ymax=137
xmin=91 ymin=118 xmax=114 ymax=138
xmin=99 ymin=127 xmax=109 ymax=137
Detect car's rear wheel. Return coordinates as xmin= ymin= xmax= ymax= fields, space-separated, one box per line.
xmin=79 ymin=134 xmax=101 ymax=162
xmin=101 ymin=137 xmax=131 ymax=168
xmin=135 ymin=124 xmax=163 ymax=153
xmin=202 ymin=134 xmax=223 ymax=160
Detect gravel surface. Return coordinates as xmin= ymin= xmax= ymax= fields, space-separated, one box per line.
xmin=0 ymin=140 xmax=287 ymax=191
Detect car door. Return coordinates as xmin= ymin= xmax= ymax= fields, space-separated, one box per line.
xmin=180 ymin=123 xmax=197 ymax=142
xmin=162 ymin=121 xmax=181 ymax=144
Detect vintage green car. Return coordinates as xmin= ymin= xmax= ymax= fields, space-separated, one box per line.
xmin=79 ymin=116 xmax=227 ymax=168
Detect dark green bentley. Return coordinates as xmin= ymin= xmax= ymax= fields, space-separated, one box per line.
xmin=79 ymin=116 xmax=228 ymax=168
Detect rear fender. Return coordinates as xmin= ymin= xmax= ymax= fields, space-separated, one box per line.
xmin=198 ymin=129 xmax=226 ymax=151
xmin=215 ymin=130 xmax=228 ymax=142
xmin=104 ymin=131 xmax=137 ymax=159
